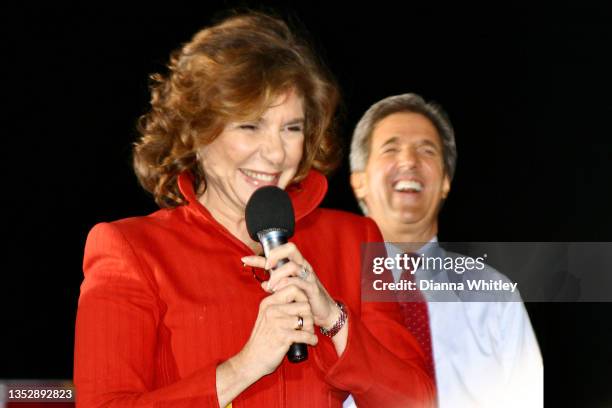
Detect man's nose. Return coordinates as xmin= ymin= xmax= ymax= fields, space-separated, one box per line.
xmin=397 ymin=146 xmax=418 ymax=169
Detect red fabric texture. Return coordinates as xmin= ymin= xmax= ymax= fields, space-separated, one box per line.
xmin=6 ymin=404 xmax=73 ymax=408
xmin=74 ymin=170 xmax=435 ymax=407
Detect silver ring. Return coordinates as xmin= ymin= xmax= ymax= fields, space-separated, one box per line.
xmin=299 ymin=265 xmax=309 ymax=280
xmin=296 ymin=315 xmax=304 ymax=330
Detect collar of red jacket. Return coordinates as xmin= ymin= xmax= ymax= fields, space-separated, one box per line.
xmin=177 ymin=169 xmax=328 ymax=222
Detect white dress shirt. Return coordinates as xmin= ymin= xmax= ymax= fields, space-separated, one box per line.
xmin=344 ymin=238 xmax=543 ymax=407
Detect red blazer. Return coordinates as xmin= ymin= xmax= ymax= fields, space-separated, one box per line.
xmin=74 ymin=170 xmax=435 ymax=407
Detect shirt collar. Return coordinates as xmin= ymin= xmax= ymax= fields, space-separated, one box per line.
xmin=386 ymin=236 xmax=445 ymax=282
xmin=177 ymin=169 xmax=328 ymax=223
xmin=386 ymin=236 xmax=439 ymax=258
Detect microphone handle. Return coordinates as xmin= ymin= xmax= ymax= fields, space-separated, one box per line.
xmin=259 ymin=230 xmax=309 ymax=364
xmin=276 ymin=257 xmax=308 ymax=363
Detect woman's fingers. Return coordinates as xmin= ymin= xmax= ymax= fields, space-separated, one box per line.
xmin=241 ymin=255 xmax=266 ymax=269
xmin=260 ymin=261 xmax=313 ymax=292
xmin=264 ymin=301 xmax=312 ymax=319
xmin=289 ymin=329 xmax=318 ymax=346
xmin=242 ymin=244 xmax=338 ymax=330
xmin=271 ymin=276 xmax=315 ymax=296
xmin=276 ymin=314 xmax=315 ymax=334
xmin=266 ymin=283 xmax=309 ymax=304
xmin=258 ymin=291 xmax=316 ymax=340
xmin=241 ymin=244 xmax=315 ymax=292
xmin=270 ymin=279 xmax=337 ymax=329
xmin=241 ymin=242 xmax=304 ymax=272
xmin=263 ymin=242 xmax=304 ymax=270
xmin=298 ymin=315 xmax=315 ymax=333
xmin=240 ymin=287 xmax=316 ymax=378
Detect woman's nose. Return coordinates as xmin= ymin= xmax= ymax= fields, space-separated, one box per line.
xmin=260 ymin=131 xmax=286 ymax=166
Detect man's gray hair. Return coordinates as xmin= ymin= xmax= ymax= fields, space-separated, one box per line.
xmin=349 ymin=93 xmax=457 ymax=213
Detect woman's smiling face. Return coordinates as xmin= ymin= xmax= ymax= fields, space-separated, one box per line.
xmin=197 ymin=89 xmax=305 ymax=217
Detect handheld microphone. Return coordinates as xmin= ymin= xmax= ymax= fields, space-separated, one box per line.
xmin=246 ymin=186 xmax=308 ymax=363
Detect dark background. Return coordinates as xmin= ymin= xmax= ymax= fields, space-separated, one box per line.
xmin=2 ymin=2 xmax=611 ymax=406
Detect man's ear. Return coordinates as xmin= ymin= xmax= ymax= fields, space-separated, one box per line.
xmin=442 ymin=173 xmax=451 ymax=199
xmin=350 ymin=172 xmax=368 ymax=200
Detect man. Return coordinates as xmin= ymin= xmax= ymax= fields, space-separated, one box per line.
xmin=347 ymin=94 xmax=543 ymax=407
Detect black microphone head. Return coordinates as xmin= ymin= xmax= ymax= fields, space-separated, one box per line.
xmin=245 ymin=186 xmax=295 ymax=241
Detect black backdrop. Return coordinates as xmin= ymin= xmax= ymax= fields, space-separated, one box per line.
xmin=2 ymin=3 xmax=611 ymax=406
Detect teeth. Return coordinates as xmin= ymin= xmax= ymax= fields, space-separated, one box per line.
xmin=242 ymin=169 xmax=276 ymax=182
xmin=393 ymin=180 xmax=423 ymax=192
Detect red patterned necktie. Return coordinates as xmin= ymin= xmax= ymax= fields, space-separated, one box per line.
xmin=397 ymin=253 xmax=436 ymax=381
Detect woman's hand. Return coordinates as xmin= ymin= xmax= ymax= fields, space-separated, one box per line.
xmin=234 ymin=284 xmax=318 ymax=379
xmin=217 ymin=285 xmax=318 ymax=406
xmin=242 ymin=242 xmax=342 ymax=332
xmin=219 ymin=244 xmax=348 ymax=407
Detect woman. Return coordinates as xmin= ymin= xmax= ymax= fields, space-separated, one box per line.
xmin=74 ymin=12 xmax=434 ymax=407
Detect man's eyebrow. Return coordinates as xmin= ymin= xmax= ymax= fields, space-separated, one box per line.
xmin=417 ymin=139 xmax=441 ymax=149
xmin=379 ymin=136 xmax=399 ymax=148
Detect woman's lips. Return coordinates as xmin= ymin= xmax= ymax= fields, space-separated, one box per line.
xmin=240 ymin=169 xmax=281 ymax=186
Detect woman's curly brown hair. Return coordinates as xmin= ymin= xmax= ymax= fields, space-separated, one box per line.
xmin=133 ymin=12 xmax=341 ymax=208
